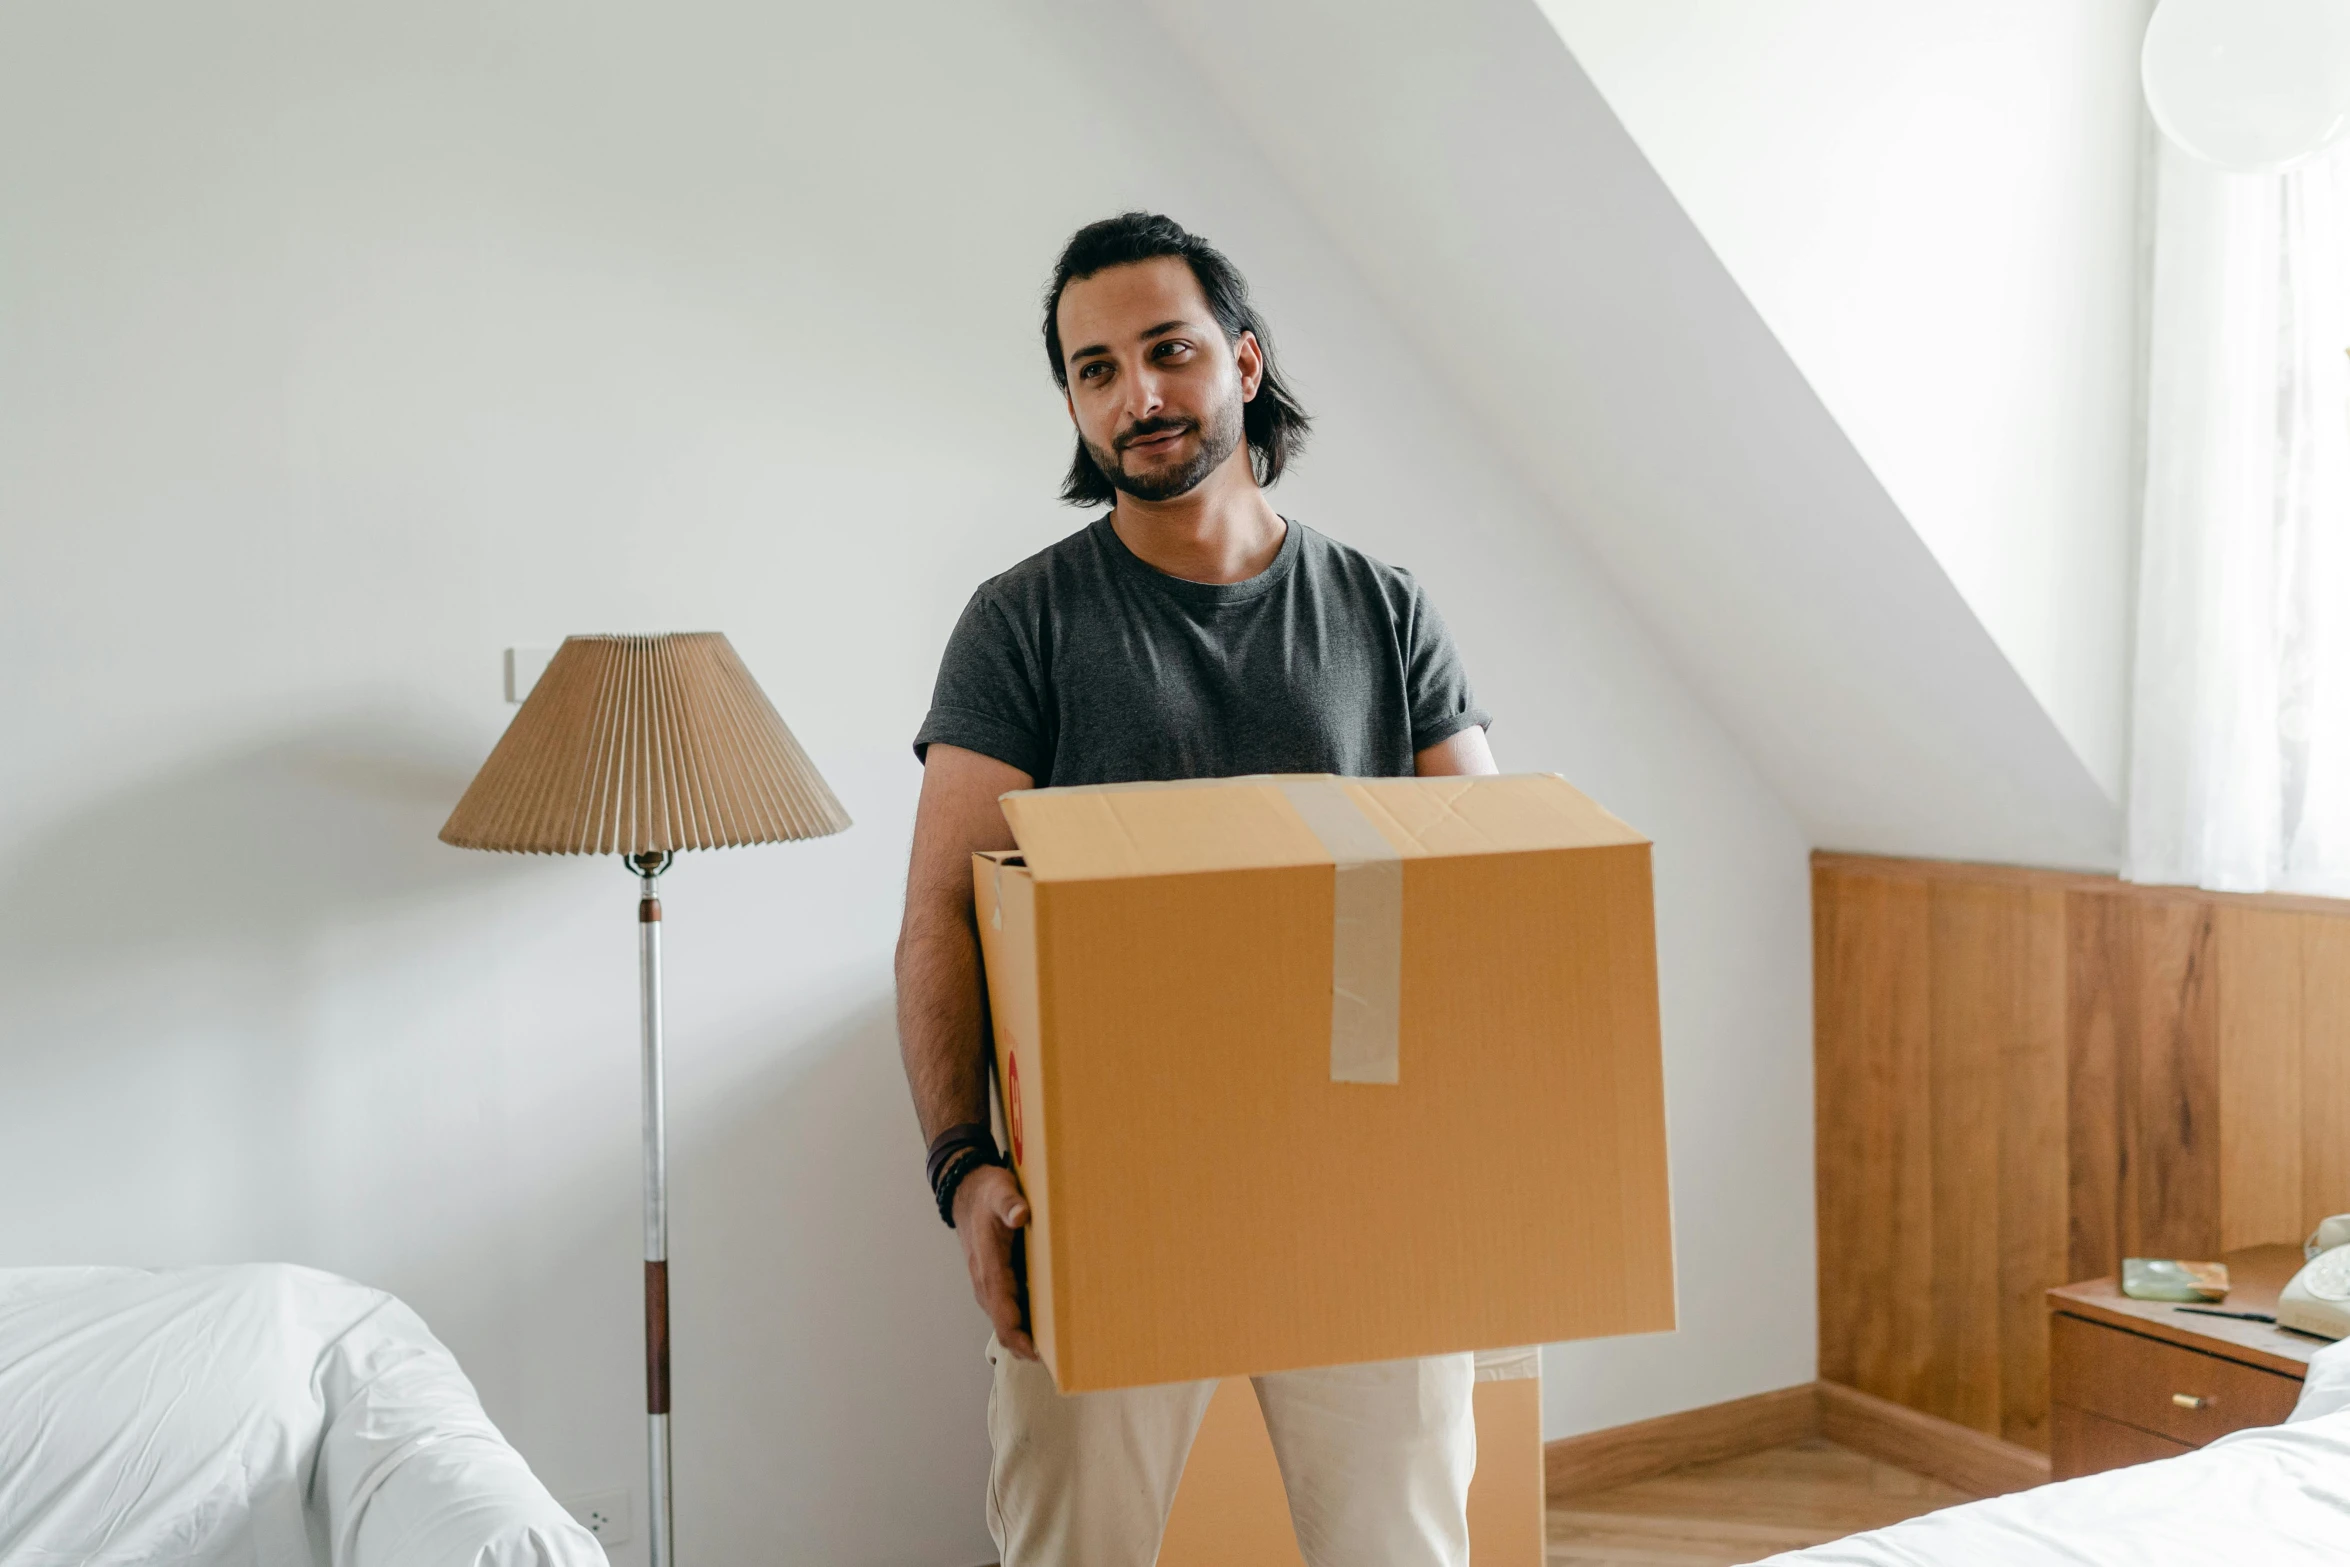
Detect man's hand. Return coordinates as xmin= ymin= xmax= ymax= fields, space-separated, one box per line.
xmin=953 ymin=1163 xmax=1037 ymax=1359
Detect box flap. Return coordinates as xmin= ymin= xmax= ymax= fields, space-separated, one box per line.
xmin=1000 ymin=773 xmax=1644 ymax=883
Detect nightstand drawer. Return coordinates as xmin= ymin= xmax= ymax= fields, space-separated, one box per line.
xmin=2050 ymin=1406 xmax=2193 ymax=1480
xmin=2051 ymin=1312 xmax=2302 ymax=1446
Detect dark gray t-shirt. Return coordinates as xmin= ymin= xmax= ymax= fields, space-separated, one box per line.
xmin=913 ymin=515 xmax=1488 ymax=786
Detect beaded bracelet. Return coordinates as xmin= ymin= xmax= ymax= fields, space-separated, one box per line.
xmin=927 ymin=1122 xmax=1003 ymax=1228
xmin=932 ymin=1143 xmax=1004 ymax=1227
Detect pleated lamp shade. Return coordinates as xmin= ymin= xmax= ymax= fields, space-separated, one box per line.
xmin=440 ymin=632 xmax=851 ymax=856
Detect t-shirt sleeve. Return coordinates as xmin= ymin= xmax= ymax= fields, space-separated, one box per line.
xmin=912 ymin=590 xmax=1049 ymax=778
xmin=1402 ymin=577 xmax=1492 ymax=751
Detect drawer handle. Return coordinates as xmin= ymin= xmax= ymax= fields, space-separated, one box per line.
xmin=2172 ymin=1393 xmax=2211 ymax=1410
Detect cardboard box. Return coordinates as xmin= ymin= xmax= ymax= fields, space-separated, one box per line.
xmin=1157 ymin=1348 xmax=1545 ymax=1567
xmin=974 ymin=773 xmax=1673 ymax=1392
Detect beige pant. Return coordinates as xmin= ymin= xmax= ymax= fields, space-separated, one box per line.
xmin=984 ymin=1340 xmax=1476 ymax=1567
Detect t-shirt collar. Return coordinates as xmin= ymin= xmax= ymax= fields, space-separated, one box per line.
xmin=1092 ymin=511 xmax=1301 ymax=606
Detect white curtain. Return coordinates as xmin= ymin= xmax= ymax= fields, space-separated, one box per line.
xmin=2127 ymin=140 xmax=2350 ymax=896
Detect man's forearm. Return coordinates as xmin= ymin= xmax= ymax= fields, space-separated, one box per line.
xmin=895 ymin=898 xmax=993 ymax=1146
xmin=895 ymin=744 xmax=1031 ymax=1155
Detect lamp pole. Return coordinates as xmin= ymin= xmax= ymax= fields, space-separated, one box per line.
xmin=633 ymin=850 xmax=676 ymax=1567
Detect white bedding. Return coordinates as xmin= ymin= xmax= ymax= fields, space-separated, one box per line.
xmin=1764 ymin=1339 xmax=2350 ymax=1566
xmin=0 ymin=1264 xmax=602 ymax=1567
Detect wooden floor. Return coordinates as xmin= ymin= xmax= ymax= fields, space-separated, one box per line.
xmin=1547 ymin=1437 xmax=1973 ymax=1566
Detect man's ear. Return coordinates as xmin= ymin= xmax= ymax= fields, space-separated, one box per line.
xmin=1234 ymin=331 xmax=1265 ymax=403
xmin=1065 ymin=390 xmax=1077 ymax=426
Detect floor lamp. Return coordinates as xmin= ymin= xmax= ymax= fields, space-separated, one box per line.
xmin=440 ymin=632 xmax=851 ymax=1567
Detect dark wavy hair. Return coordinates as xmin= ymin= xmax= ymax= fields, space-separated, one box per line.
xmin=1042 ymin=212 xmax=1312 ymax=507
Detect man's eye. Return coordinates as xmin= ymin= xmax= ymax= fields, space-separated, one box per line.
xmin=1079 ymin=362 xmax=1109 ymax=380
xmin=1157 ymin=341 xmax=1192 ymax=360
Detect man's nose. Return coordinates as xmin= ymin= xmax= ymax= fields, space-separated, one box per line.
xmin=1125 ymin=366 xmax=1165 ymax=422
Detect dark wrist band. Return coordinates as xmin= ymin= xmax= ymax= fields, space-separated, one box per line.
xmin=926 ymin=1122 xmax=996 ymax=1187
xmin=933 ymin=1144 xmax=1002 ymax=1227
xmin=927 ymin=1122 xmax=1002 ymax=1228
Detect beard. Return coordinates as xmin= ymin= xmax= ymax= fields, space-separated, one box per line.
xmin=1083 ymin=389 xmax=1246 ymax=502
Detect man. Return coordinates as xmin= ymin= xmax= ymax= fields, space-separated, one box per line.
xmin=896 ymin=212 xmax=1497 ymax=1567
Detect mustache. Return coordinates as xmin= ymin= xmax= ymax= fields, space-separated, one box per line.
xmin=1115 ymin=416 xmax=1196 ymax=451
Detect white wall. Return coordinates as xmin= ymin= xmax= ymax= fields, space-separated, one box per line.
xmin=1157 ymin=0 xmax=2122 ymax=873
xmin=1536 ymin=0 xmax=2151 ymax=800
xmin=0 ymin=2 xmax=1814 ymax=1559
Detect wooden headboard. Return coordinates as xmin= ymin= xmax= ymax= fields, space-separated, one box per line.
xmin=1813 ymin=851 xmax=2350 ymax=1454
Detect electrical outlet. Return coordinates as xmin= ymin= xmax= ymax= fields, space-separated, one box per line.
xmin=562 ymin=1488 xmax=631 ymax=1547
xmin=505 ymin=645 xmax=558 ymax=703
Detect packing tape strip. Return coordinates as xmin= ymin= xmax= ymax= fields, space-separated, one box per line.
xmin=1277 ymin=780 xmax=1404 ymax=1085
xmin=1473 ymin=1345 xmax=1542 ymax=1383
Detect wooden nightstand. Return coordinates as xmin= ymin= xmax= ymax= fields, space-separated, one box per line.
xmin=2046 ymin=1244 xmax=2324 ymax=1479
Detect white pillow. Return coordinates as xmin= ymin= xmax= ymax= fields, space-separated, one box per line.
xmin=0 ymin=1263 xmax=601 ymax=1567
xmin=0 ymin=1264 xmax=370 ymax=1565
xmin=2289 ymin=1333 xmax=2350 ymax=1423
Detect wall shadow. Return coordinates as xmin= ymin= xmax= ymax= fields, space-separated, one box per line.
xmin=0 ymin=713 xmax=527 ymax=961
xmin=0 ymin=710 xmax=560 ymax=1283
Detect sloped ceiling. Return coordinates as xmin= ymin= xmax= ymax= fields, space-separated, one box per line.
xmin=1145 ymin=0 xmax=2122 ymax=870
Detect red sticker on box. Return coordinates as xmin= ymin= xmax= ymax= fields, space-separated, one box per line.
xmin=1006 ymin=1050 xmax=1025 ymax=1168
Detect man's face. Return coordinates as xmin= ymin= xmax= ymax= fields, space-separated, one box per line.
xmin=1056 ymin=256 xmax=1261 ymax=503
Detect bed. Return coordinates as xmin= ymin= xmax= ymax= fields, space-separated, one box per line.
xmin=1763 ymin=1337 xmax=2350 ymax=1565
xmin=0 ymin=1263 xmax=603 ymax=1567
